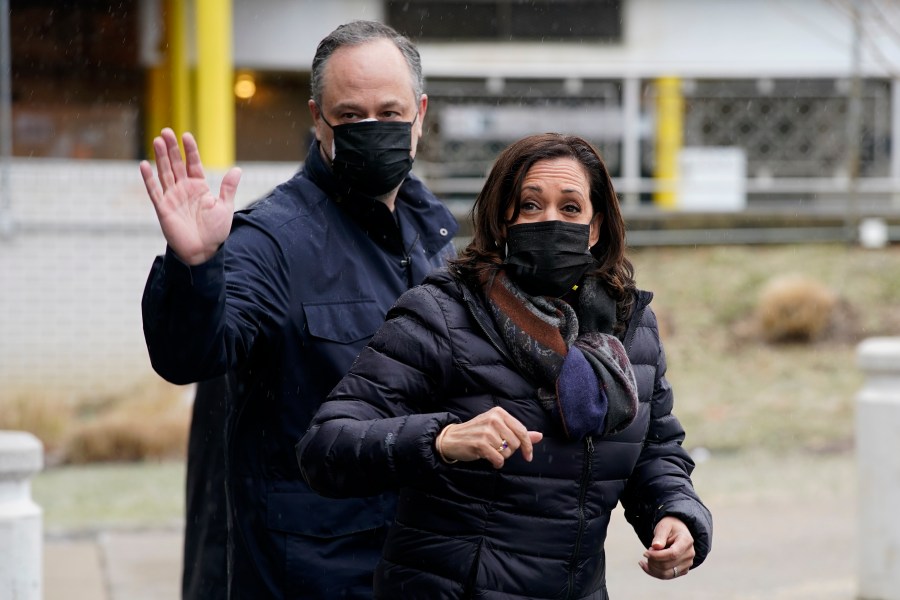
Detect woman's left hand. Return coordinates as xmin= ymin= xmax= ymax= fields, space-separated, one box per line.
xmin=638 ymin=516 xmax=695 ymax=580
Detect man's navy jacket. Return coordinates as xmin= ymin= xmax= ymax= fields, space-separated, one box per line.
xmin=142 ymin=142 xmax=458 ymax=598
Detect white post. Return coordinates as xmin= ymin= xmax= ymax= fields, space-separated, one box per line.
xmin=0 ymin=431 xmax=43 ymax=600
xmin=856 ymin=338 xmax=900 ymax=600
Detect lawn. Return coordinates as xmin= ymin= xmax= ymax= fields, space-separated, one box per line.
xmin=630 ymin=243 xmax=900 ymax=452
xmin=27 ymin=242 xmax=900 ymax=529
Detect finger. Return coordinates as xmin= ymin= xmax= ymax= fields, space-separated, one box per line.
xmin=152 ymin=135 xmax=175 ymax=192
xmin=162 ymin=128 xmax=188 ymax=182
xmin=642 ymin=557 xmax=677 ymax=580
xmin=485 ymin=448 xmax=504 ymax=470
xmin=139 ymin=160 xmax=164 ymax=208
xmin=182 ymin=132 xmax=205 ymax=179
xmin=649 ymin=520 xmax=674 ymax=551
xmin=507 ymin=420 xmax=535 ymax=461
xmin=488 ymin=409 xmax=533 ymax=460
xmin=219 ymin=167 xmax=242 ymax=205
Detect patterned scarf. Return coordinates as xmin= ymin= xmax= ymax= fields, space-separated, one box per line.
xmin=483 ymin=269 xmax=639 ymax=439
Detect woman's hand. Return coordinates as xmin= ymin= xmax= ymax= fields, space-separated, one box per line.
xmin=639 ymin=516 xmax=695 ymax=579
xmin=437 ymin=407 xmax=543 ymax=469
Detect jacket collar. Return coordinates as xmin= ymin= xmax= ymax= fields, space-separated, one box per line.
xmin=304 ymin=140 xmax=458 ymax=258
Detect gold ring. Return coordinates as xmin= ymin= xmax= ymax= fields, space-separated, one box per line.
xmin=498 ymin=439 xmax=509 ymax=452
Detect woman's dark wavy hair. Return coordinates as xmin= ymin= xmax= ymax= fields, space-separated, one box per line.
xmin=449 ymin=133 xmax=636 ymax=322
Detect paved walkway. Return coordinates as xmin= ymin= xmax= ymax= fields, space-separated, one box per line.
xmin=44 ymin=452 xmax=859 ymax=599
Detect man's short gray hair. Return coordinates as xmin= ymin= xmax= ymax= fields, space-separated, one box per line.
xmin=311 ymin=21 xmax=424 ymax=107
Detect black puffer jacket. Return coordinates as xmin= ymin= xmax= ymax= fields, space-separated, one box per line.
xmin=297 ymin=269 xmax=712 ymax=599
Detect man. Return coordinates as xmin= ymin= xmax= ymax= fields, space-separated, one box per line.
xmin=181 ymin=374 xmax=230 ymax=599
xmin=140 ymin=21 xmax=458 ymax=598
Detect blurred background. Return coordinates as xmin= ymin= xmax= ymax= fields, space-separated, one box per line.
xmin=1 ymin=0 xmax=900 ymax=598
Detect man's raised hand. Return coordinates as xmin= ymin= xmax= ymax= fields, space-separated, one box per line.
xmin=140 ymin=128 xmax=242 ymax=265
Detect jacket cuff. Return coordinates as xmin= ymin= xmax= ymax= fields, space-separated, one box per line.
xmin=654 ymin=496 xmax=713 ymax=568
xmin=163 ymin=245 xmax=225 ymax=293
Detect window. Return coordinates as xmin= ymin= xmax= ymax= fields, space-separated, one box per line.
xmin=386 ymin=0 xmax=623 ymax=42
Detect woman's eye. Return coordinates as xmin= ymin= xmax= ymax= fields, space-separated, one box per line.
xmin=520 ymin=200 xmax=538 ymax=211
xmin=562 ymin=204 xmax=581 ymax=214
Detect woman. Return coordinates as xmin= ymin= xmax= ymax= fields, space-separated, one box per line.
xmin=297 ymin=134 xmax=712 ymax=599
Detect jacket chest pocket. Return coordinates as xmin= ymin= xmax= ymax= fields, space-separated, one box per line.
xmin=300 ymin=299 xmax=386 ymax=383
xmin=302 ymin=299 xmax=384 ymax=344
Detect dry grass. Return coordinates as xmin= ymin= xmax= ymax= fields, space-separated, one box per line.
xmin=62 ymin=378 xmax=190 ymax=464
xmin=1 ymin=378 xmax=190 ymax=465
xmin=0 ymin=395 xmax=73 ymax=455
xmin=629 ymin=243 xmax=900 ymax=453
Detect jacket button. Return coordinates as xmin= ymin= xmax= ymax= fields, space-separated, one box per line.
xmin=439 ymin=228 xmax=448 ymax=236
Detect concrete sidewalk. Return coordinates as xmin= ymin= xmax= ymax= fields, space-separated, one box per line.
xmin=43 ymin=451 xmax=858 ymax=600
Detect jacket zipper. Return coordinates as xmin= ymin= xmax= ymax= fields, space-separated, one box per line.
xmin=566 ymin=436 xmax=595 ymax=598
xmin=401 ymin=233 xmax=420 ymax=290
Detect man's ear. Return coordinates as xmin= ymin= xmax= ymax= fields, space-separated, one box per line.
xmin=308 ymin=100 xmax=324 ymax=142
xmin=414 ymin=94 xmax=428 ymax=139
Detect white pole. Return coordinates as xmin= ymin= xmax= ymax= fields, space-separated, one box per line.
xmin=622 ymin=76 xmax=641 ymax=208
xmin=0 ymin=431 xmax=43 ymax=600
xmin=856 ymin=337 xmax=900 ymax=599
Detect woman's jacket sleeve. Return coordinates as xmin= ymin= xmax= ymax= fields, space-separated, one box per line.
xmin=619 ymin=311 xmax=713 ymax=568
xmin=296 ymin=285 xmax=461 ymax=498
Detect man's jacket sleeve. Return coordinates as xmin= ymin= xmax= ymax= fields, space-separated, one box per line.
xmin=141 ymin=224 xmax=291 ymax=385
xmin=296 ymin=285 xmax=460 ymax=498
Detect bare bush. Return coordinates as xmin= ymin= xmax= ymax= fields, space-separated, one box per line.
xmin=756 ymin=275 xmax=837 ymax=343
xmin=63 ymin=413 xmax=188 ymax=464
xmin=0 ymin=394 xmax=73 ymax=454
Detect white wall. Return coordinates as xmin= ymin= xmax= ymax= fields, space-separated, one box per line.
xmin=225 ymin=0 xmax=900 ymax=78
xmin=234 ymin=0 xmax=385 ymax=69
xmin=0 ymin=159 xmax=296 ymax=402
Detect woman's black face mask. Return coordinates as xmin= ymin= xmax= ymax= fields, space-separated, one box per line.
xmin=321 ymin=113 xmax=416 ymax=198
xmin=503 ymin=220 xmax=596 ymax=298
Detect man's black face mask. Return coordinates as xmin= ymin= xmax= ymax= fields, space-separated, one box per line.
xmin=321 ymin=113 xmax=416 ymax=198
xmin=503 ymin=220 xmax=596 ymax=298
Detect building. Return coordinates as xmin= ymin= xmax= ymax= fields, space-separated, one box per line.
xmin=2 ymin=0 xmax=900 ymax=402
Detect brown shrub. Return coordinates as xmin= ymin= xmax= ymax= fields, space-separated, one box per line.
xmin=61 ymin=379 xmax=192 ymax=464
xmin=64 ymin=412 xmax=189 ymax=464
xmin=0 ymin=394 xmax=73 ymax=455
xmin=756 ymin=275 xmax=837 ymax=343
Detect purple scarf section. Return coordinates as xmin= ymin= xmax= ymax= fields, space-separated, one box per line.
xmin=483 ymin=270 xmax=639 ymax=439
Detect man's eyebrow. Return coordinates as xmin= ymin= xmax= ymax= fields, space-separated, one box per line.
xmin=329 ymin=99 xmax=407 ymax=113
xmin=329 ymin=101 xmax=364 ymax=113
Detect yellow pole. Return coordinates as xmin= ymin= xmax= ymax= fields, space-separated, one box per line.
xmin=196 ymin=0 xmax=234 ymax=167
xmin=166 ymin=0 xmax=192 ymax=138
xmin=653 ymin=76 xmax=683 ymax=209
xmin=144 ymin=65 xmax=169 ymax=158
